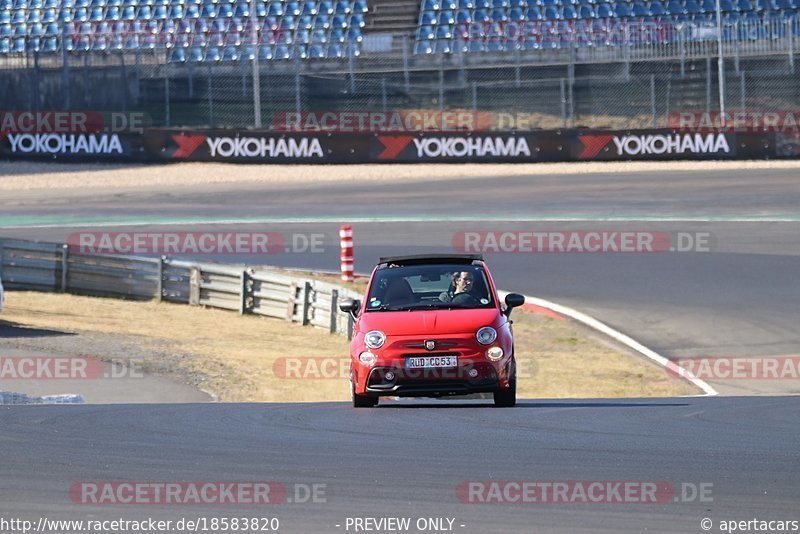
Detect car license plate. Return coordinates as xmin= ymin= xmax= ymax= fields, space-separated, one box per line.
xmin=406 ymin=355 xmax=458 ymax=369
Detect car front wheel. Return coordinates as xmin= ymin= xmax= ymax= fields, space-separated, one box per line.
xmin=493 ymin=360 xmax=516 ymax=408
xmin=351 ymin=378 xmax=378 ymax=408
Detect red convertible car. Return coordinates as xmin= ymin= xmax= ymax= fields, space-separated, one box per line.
xmin=339 ymin=254 xmax=525 ymax=408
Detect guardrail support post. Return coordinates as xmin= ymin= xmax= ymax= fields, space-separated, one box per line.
xmin=287 ymin=281 xmax=298 ymax=321
xmin=60 ymin=243 xmax=68 ymax=292
xmin=157 ymin=255 xmax=165 ymax=302
xmin=330 ymin=289 xmax=339 ymax=334
xmin=302 ymin=281 xmax=312 ymax=326
xmin=189 ymin=267 xmax=200 ymax=306
xmin=239 ymin=269 xmax=251 ymax=315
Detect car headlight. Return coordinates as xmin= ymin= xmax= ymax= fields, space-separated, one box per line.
xmin=486 ymin=346 xmax=504 ymax=361
xmin=364 ymin=330 xmax=385 ymax=349
xmin=359 ymin=351 xmax=376 ymax=366
xmin=476 ymin=326 xmax=497 ymax=345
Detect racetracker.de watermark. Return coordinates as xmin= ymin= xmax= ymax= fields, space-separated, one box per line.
xmin=0 ymin=356 xmax=142 ymax=380
xmin=67 ymin=232 xmax=325 ymax=255
xmin=457 ymin=481 xmax=713 ymax=504
xmin=69 ymin=482 xmax=327 ymax=505
xmin=453 ymin=231 xmax=714 ymax=253
xmin=669 ymin=356 xmax=800 ymax=380
xmin=272 ymin=357 xmax=538 ymax=379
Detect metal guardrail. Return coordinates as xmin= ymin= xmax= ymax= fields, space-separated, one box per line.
xmin=0 ymin=237 xmax=360 ymax=338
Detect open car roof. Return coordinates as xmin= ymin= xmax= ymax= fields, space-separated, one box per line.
xmin=377 ymin=254 xmax=484 ymax=266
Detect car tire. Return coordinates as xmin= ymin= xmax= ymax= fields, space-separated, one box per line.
xmin=493 ymin=359 xmax=516 ymax=408
xmin=351 ymin=378 xmax=378 ymax=408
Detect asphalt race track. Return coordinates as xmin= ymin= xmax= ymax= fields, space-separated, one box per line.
xmin=1 ymin=164 xmax=800 ymax=533
xmin=2 ymin=166 xmax=800 ymax=394
xmin=1 ymin=397 xmax=799 ymax=533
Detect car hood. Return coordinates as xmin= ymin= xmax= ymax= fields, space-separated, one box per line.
xmin=357 ymin=308 xmax=501 ymax=336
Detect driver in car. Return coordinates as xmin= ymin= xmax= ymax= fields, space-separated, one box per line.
xmin=439 ymin=271 xmax=478 ymax=305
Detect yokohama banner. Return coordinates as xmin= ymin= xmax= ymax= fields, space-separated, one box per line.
xmin=0 ymin=128 xmax=782 ymax=163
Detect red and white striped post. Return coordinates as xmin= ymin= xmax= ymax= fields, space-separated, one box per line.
xmin=340 ymin=224 xmax=354 ymax=282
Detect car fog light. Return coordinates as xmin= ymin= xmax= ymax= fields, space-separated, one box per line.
xmin=359 ymin=351 xmax=376 ymax=366
xmin=384 ymin=371 xmax=396 ymax=381
xmin=486 ymin=346 xmax=504 ymax=361
xmin=468 ymin=368 xmax=479 ymax=378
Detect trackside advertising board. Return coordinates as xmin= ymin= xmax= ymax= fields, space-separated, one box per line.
xmin=0 ymin=129 xmax=781 ymax=163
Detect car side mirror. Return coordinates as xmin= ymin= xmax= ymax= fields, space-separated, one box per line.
xmin=503 ymin=293 xmax=525 ymax=317
xmin=339 ymin=298 xmax=361 ymax=319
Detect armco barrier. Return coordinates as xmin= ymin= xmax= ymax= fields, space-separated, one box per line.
xmin=0 ymin=238 xmax=361 ymax=338
xmin=1 ymin=128 xmax=795 ymax=163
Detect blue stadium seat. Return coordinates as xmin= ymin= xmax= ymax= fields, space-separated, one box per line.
xmin=42 ymin=34 xmax=58 ymax=49
xmin=414 ymin=38 xmax=432 ymax=52
xmin=216 ymin=3 xmax=231 ymax=16
xmin=0 ymin=22 xmax=10 ymax=35
xmin=578 ymin=4 xmax=594 ymax=16
xmin=233 ymin=2 xmax=247 ymax=15
xmin=29 ymin=21 xmax=42 ymax=34
xmin=185 ymin=3 xmax=199 ymax=15
xmin=326 ymin=41 xmax=341 ymax=55
xmin=455 ymin=8 xmax=470 ymax=21
xmin=543 ymin=5 xmax=558 ymax=17
xmin=312 ymin=12 xmax=329 ymax=27
xmin=595 ymin=3 xmax=612 ymax=15
xmin=423 ymin=0 xmax=439 ymax=10
xmin=329 ymin=25 xmax=343 ymax=39
xmin=562 ymin=5 xmax=577 ymax=17
xmin=221 ymin=44 xmax=236 ymax=59
xmin=310 ymin=27 xmax=326 ymax=41
xmin=613 ymin=2 xmax=630 ymax=15
xmin=474 ymin=0 xmax=490 ymax=8
xmin=508 ymin=6 xmax=524 ymax=18
xmin=490 ymin=7 xmax=505 ymax=19
xmin=333 ymin=0 xmax=349 ymax=13
xmin=437 ymin=9 xmax=454 ymax=22
xmin=473 ymin=8 xmax=489 ymax=20
xmin=318 ymin=0 xmax=333 ymax=13
xmin=307 ymin=42 xmax=324 ymax=56
xmin=435 ymin=22 xmax=451 ymax=36
xmin=349 ymin=12 xmax=364 ymax=25
xmin=419 ymin=9 xmax=435 ymax=24
xmin=685 ymin=0 xmax=700 ymax=12
xmin=525 ymin=5 xmax=542 ymax=17
xmin=200 ymin=2 xmax=213 ymax=15
xmin=297 ymin=13 xmax=313 ymax=27
xmin=754 ymin=0 xmax=772 ymax=9
xmin=273 ymin=43 xmax=290 ymax=57
xmin=204 ymin=46 xmax=221 ymax=59
xmin=632 ymin=1 xmax=648 ymax=15
xmin=285 ymin=1 xmax=300 ymax=15
xmin=737 ymin=0 xmax=752 ymax=10
xmin=11 ymin=35 xmax=25 ymax=50
xmin=11 ymin=10 xmax=24 ymax=23
xmin=267 ymin=1 xmax=282 ymax=15
xmin=302 ymin=1 xmax=318 ymax=15
xmin=492 ymin=0 xmax=509 ymax=6
xmin=353 ymin=0 xmax=367 ymax=12
xmin=282 ymin=13 xmax=298 ymax=28
xmin=457 ymin=0 xmax=472 ymax=7
xmin=648 ymin=0 xmax=665 ymax=14
xmin=12 ymin=20 xmax=25 ymax=35
xmin=0 ymin=36 xmax=10 ymax=52
xmin=432 ymin=37 xmax=451 ymax=51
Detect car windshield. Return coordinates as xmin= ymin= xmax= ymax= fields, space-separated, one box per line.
xmin=364 ymin=264 xmax=494 ymax=312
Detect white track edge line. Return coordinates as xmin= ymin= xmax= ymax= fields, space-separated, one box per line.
xmin=498 ymin=290 xmax=718 ymax=397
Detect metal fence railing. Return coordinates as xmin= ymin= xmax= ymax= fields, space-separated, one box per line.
xmin=0 ymin=237 xmax=361 ymax=338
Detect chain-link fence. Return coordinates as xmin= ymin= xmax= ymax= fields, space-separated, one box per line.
xmin=1 ymin=18 xmax=799 ymax=130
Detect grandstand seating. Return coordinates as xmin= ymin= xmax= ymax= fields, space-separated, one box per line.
xmin=0 ymin=0 xmax=368 ymax=58
xmin=414 ymin=0 xmax=800 ymax=52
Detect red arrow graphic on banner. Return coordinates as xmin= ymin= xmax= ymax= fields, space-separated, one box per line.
xmin=171 ymin=134 xmax=208 ymax=159
xmin=578 ymin=134 xmax=614 ymax=159
xmin=376 ymin=136 xmax=414 ymax=160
